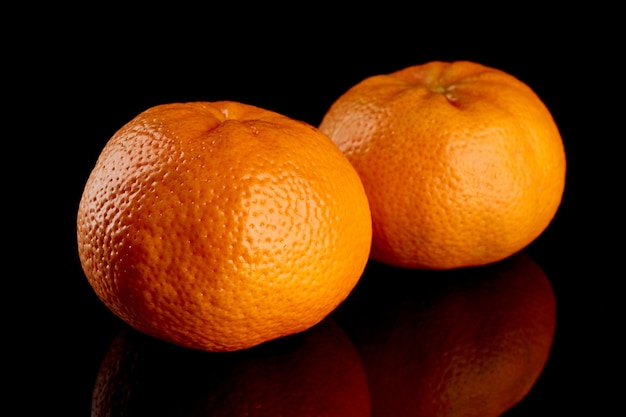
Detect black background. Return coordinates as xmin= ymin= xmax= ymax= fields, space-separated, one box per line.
xmin=12 ymin=5 xmax=619 ymax=416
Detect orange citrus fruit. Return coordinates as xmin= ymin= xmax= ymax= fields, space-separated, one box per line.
xmin=319 ymin=60 xmax=566 ymax=269
xmin=77 ymin=101 xmax=372 ymax=352
xmin=333 ymin=252 xmax=556 ymax=417
xmin=91 ymin=319 xmax=371 ymax=417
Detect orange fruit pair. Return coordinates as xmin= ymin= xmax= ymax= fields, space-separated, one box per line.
xmin=92 ymin=320 xmax=370 ymax=416
xmin=77 ymin=101 xmax=372 ymax=352
xmin=78 ymin=60 xmax=566 ymax=357
xmin=332 ymin=252 xmax=556 ymax=417
xmin=319 ymin=60 xmax=566 ymax=269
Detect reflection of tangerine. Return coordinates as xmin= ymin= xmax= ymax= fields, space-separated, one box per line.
xmin=91 ymin=319 xmax=370 ymax=417
xmin=332 ymin=252 xmax=556 ymax=417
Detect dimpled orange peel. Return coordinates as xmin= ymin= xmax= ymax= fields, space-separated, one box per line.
xmin=319 ymin=60 xmax=566 ymax=269
xmin=77 ymin=101 xmax=372 ymax=352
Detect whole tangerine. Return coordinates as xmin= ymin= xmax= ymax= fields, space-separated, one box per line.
xmin=77 ymin=101 xmax=372 ymax=352
xmin=319 ymin=60 xmax=566 ymax=269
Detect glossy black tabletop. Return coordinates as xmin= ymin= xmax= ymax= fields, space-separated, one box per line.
xmin=16 ymin=9 xmax=618 ymax=416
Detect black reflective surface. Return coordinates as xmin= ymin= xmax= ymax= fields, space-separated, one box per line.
xmin=82 ymin=253 xmax=555 ymax=417
xmin=18 ymin=9 xmax=618 ymax=416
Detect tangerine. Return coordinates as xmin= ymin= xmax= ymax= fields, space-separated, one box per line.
xmin=319 ymin=60 xmax=566 ymax=269
xmin=77 ymin=101 xmax=372 ymax=352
